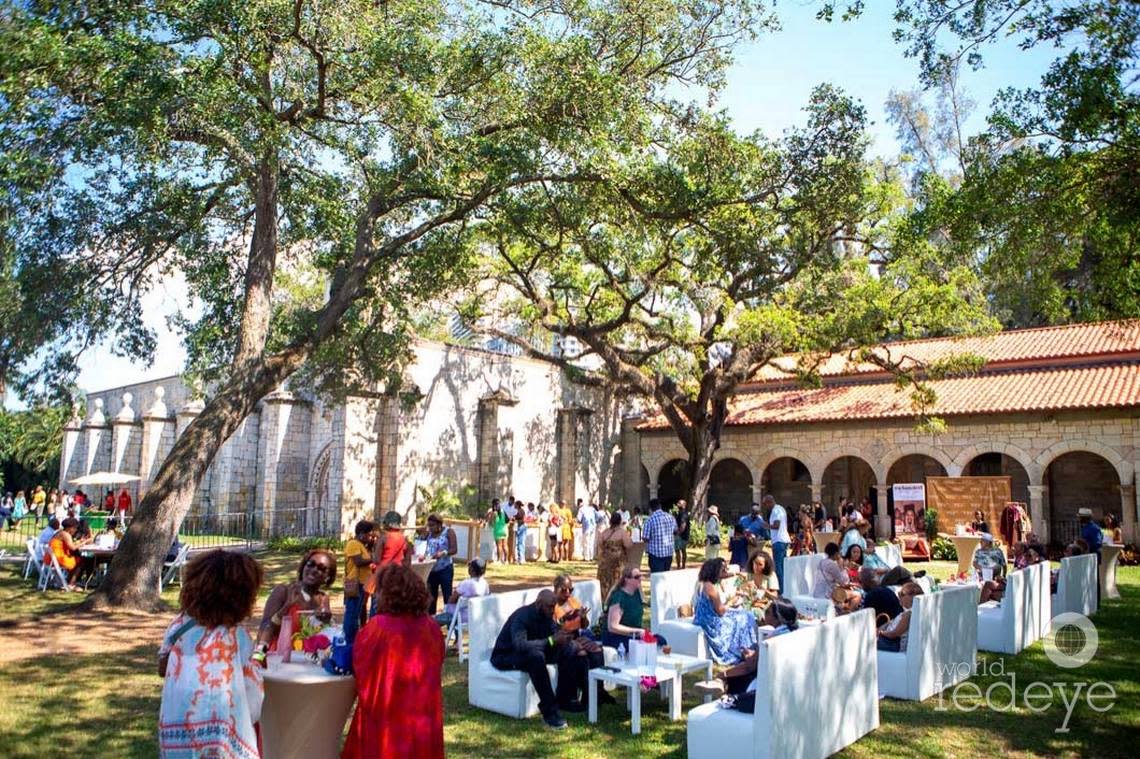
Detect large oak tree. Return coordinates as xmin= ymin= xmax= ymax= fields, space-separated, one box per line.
xmin=0 ymin=0 xmax=763 ymax=608
xmin=471 ymin=90 xmax=994 ymax=510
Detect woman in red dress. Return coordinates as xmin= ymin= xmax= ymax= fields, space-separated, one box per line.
xmin=343 ymin=563 xmax=444 ymax=759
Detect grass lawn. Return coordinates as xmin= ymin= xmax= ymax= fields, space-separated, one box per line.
xmin=1 ymin=551 xmax=1136 ymax=758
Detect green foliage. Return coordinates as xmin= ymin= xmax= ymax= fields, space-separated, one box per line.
xmin=930 ymin=535 xmax=958 ymax=561
xmin=923 ymin=507 xmax=939 ymax=542
xmin=0 ymin=404 xmax=69 ymax=491
xmin=265 ymin=535 xmax=344 ymax=553
xmin=874 ymin=1 xmax=1140 ymax=327
xmin=416 ymin=480 xmax=481 ymax=520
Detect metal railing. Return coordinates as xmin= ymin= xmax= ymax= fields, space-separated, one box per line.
xmin=0 ymin=506 xmax=342 ymax=555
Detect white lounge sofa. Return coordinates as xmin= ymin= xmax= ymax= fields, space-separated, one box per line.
xmin=783 ymin=553 xmax=829 ymax=616
xmin=877 ymin=584 xmax=978 ymax=701
xmin=977 ymin=562 xmax=1051 ymax=655
xmin=686 ymin=609 xmax=880 ymax=759
xmin=1052 ymin=554 xmax=1098 ymax=618
xmin=649 ymin=568 xmax=708 ymax=659
xmin=467 ymin=579 xmax=602 ymax=719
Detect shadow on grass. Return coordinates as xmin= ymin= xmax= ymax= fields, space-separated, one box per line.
xmin=1 ymin=643 xmax=160 ymax=759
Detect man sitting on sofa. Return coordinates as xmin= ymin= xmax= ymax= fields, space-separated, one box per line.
xmin=490 ymin=589 xmax=590 ymax=729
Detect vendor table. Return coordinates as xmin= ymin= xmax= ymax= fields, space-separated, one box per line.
xmin=814 ymin=531 xmax=840 ymax=552
xmin=261 ymin=659 xmax=355 ymax=759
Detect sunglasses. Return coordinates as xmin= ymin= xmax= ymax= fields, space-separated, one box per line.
xmin=629 ymin=573 xmax=643 ymax=580
xmin=304 ymin=559 xmax=333 ymax=573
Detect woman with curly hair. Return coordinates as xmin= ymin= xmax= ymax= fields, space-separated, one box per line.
xmin=254 ymin=548 xmax=336 ymax=656
xmin=158 ymin=550 xmax=264 ymax=759
xmin=342 ymin=564 xmax=444 ymax=759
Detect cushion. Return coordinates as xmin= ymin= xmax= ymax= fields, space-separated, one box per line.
xmin=686 ymin=701 xmax=755 ymax=759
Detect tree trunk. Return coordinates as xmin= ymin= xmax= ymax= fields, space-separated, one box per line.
xmin=235 ymin=157 xmax=279 ymax=365
xmin=83 ymin=349 xmax=308 ymax=611
xmin=682 ymin=399 xmax=727 ymax=520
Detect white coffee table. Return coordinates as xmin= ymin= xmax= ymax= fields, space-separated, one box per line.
xmin=588 ymin=664 xmax=679 ymax=734
xmin=657 ymin=652 xmax=715 ymax=702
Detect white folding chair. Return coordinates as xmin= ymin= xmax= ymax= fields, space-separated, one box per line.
xmin=38 ymin=552 xmax=70 ymax=592
xmin=159 ymin=543 xmax=191 ymax=592
xmin=446 ymin=596 xmax=471 ymax=662
xmin=23 ymin=539 xmax=45 ymax=580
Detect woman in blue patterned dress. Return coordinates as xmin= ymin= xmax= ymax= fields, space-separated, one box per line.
xmin=693 ymin=558 xmax=758 ymax=665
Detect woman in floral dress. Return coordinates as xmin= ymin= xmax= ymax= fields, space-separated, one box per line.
xmin=158 ymin=550 xmax=264 ymax=759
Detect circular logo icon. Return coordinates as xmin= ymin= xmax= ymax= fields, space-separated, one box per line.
xmin=1044 ymin=612 xmax=1098 ymax=669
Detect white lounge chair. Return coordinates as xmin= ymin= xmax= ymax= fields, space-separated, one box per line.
xmin=977 ymin=562 xmax=1051 ymax=654
xmin=649 ymin=568 xmax=707 ymax=659
xmin=877 ymin=584 xmax=978 ymax=701
xmin=467 ymin=580 xmax=603 ymax=719
xmin=686 ymin=609 xmax=880 ymax=759
xmin=1052 ymin=554 xmax=1098 ymax=618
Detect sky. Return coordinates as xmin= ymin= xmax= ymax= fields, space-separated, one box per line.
xmin=70 ymin=1 xmax=1057 ymax=397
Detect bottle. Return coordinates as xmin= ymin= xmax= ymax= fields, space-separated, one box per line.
xmin=617 ymin=642 xmax=626 ymax=665
xmin=277 ymin=614 xmax=294 ymax=663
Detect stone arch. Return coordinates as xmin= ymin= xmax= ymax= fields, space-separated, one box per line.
xmin=820 ymin=455 xmax=879 ymax=511
xmin=1044 ymin=450 xmax=1123 ymax=546
xmin=756 ymin=447 xmax=824 ymax=485
xmin=882 ymin=444 xmax=957 ymax=479
xmin=961 ymin=451 xmax=1032 ymax=506
xmin=761 ymin=455 xmax=813 ymax=509
xmin=657 ymin=458 xmax=690 ymax=509
xmin=820 ymin=450 xmax=888 ymax=484
xmin=952 ymin=442 xmax=1040 ymax=483
xmin=709 ymin=457 xmax=755 ymax=524
xmin=307 ymin=442 xmax=336 ymax=535
xmin=644 ymin=450 xmax=687 ymax=490
xmin=1036 ymin=439 xmax=1132 ymax=483
xmin=711 ymin=447 xmax=762 ymax=484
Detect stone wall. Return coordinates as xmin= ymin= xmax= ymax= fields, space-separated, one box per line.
xmin=638 ymin=408 xmax=1139 ymax=543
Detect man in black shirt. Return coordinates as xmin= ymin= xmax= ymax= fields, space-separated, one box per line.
xmin=858 ymin=567 xmax=903 ymax=626
xmin=490 ymin=589 xmax=583 ymax=729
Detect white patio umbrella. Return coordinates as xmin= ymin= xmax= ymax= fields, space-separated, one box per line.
xmin=69 ymin=471 xmax=142 ymax=487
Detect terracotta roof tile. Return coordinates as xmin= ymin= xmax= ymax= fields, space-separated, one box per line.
xmin=638 ymin=362 xmax=1140 ymax=429
xmin=755 ymin=319 xmax=1140 ymax=382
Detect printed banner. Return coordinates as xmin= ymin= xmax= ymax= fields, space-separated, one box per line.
xmin=892 ymin=483 xmax=926 ymax=537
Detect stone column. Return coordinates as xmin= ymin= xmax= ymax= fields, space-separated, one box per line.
xmin=750 ymin=483 xmax=762 ymax=505
xmin=620 ymin=416 xmax=644 ymax=509
xmin=139 ymin=388 xmax=174 ymax=501
xmin=809 ymin=483 xmax=823 ymax=504
xmin=556 ymin=406 xmax=593 ymax=506
xmin=876 ymin=483 xmax=891 ymax=539
xmin=1027 ymin=485 xmax=1047 ymax=543
xmin=111 ymin=392 xmax=141 ymax=504
xmin=58 ymin=409 xmax=84 ymax=490
xmin=83 ymin=399 xmax=110 ymax=475
xmin=175 ymin=398 xmax=204 ymax=439
xmin=476 ymin=390 xmax=518 ymax=506
xmin=1121 ymin=484 xmax=1137 ymax=544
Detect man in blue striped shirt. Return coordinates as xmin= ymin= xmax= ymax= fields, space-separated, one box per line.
xmin=644 ymin=499 xmax=678 ymax=573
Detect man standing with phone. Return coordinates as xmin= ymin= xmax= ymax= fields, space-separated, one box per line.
xmin=765 ymin=495 xmax=790 ymax=594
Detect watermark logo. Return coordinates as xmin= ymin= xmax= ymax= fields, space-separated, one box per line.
xmin=1044 ymin=612 xmax=1099 ymax=669
xmin=934 ymin=613 xmax=1114 ymax=732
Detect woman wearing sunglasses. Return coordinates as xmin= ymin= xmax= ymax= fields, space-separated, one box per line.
xmin=253 ymin=549 xmax=337 ymax=660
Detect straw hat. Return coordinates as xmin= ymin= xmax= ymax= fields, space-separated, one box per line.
xmin=707 ymin=506 xmax=720 ymax=517
xmin=1077 ymin=507 xmax=1094 ymax=518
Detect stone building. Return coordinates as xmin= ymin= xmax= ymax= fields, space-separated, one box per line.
xmin=629 ymin=320 xmax=1140 ymax=545
xmin=61 ymin=320 xmax=1139 ymax=545
xmin=59 ymin=340 xmax=624 ymax=537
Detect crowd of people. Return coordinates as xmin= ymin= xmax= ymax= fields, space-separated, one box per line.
xmin=150 ymin=495 xmax=1121 ymax=755
xmin=0 ymin=485 xmax=135 ymax=530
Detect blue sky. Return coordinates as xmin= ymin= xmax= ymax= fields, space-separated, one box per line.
xmin=73 ymin=2 xmax=1057 ymax=396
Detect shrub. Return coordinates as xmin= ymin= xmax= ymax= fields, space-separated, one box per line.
xmin=923 ymin=508 xmax=939 ymax=541
xmin=930 ymin=536 xmax=957 ymax=561
xmin=266 ymin=535 xmax=344 ymax=552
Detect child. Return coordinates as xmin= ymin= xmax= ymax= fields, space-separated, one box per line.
xmin=436 ymin=558 xmax=489 ymax=626
xmin=159 ymin=550 xmax=264 ymax=759
xmin=514 ymin=510 xmax=528 ymax=564
xmin=729 ymin=524 xmax=749 ymax=568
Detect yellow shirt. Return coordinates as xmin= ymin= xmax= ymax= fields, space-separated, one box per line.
xmin=344 ymin=538 xmax=371 ymax=583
